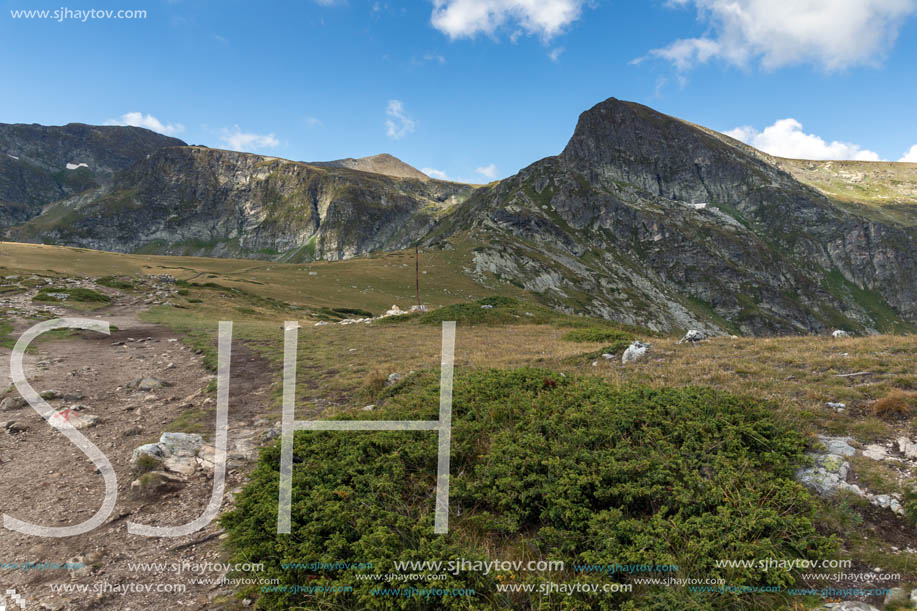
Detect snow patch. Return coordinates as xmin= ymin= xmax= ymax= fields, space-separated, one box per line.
xmin=6 ymin=154 xmax=18 ymax=160
xmin=66 ymin=162 xmax=89 ymax=170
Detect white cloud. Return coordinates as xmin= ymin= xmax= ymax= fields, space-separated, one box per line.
xmin=548 ymin=46 xmax=565 ymax=62
xmin=431 ymin=0 xmax=585 ymax=41
xmin=645 ymin=0 xmax=917 ymax=71
xmin=422 ymin=167 xmax=450 ymax=180
xmin=218 ymin=125 xmax=280 ymax=152
xmin=475 ymin=163 xmax=498 ymax=179
xmin=105 ymin=112 xmax=184 ymax=136
xmin=900 ymin=144 xmax=917 ymax=162
xmin=724 ymin=119 xmax=880 ymax=161
xmin=305 ymin=116 xmax=323 ymax=127
xmin=385 ymin=100 xmax=416 ymax=140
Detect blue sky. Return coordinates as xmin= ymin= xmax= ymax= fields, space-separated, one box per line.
xmin=2 ymin=0 xmax=916 ymax=182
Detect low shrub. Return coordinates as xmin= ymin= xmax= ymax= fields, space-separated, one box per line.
xmin=872 ymin=390 xmax=917 ymax=420
xmin=33 ymin=287 xmax=111 ymax=303
xmin=333 ymin=307 xmax=375 ymax=318
xmin=222 ymin=368 xmax=834 ymax=610
xmin=132 ymin=454 xmax=162 ymax=477
xmin=96 ymin=276 xmax=134 ymax=290
xmin=562 ymin=328 xmax=632 ymax=343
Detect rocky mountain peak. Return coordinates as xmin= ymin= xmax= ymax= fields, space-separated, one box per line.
xmin=310 ymin=153 xmax=430 ymax=181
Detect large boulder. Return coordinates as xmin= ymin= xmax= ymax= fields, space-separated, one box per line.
xmin=621 ymin=341 xmax=650 ymax=365
xmin=678 ymin=330 xmax=706 ymax=344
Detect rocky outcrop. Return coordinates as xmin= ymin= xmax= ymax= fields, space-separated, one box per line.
xmin=8 ymin=146 xmax=474 ymax=260
xmin=0 ymin=123 xmax=185 ymax=227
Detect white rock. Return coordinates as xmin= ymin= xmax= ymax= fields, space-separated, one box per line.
xmin=678 ymin=330 xmax=706 ymax=344
xmin=621 ymin=341 xmax=650 ymax=365
xmin=159 ymin=432 xmax=204 ymax=456
xmin=897 ymin=436 xmax=917 ymax=459
xmin=163 ymin=456 xmax=198 ymax=476
xmin=862 ymin=444 xmax=888 ymax=461
xmin=832 ymin=330 xmax=851 ymax=338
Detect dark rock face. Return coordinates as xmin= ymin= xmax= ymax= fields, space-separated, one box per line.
xmin=0 ymin=123 xmax=185 ymax=227
xmin=8 ymin=147 xmax=473 ymax=260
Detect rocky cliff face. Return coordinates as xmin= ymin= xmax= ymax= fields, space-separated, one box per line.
xmin=0 ymin=123 xmax=185 ymax=227
xmin=430 ymin=98 xmax=916 ymax=335
xmin=8 ymin=147 xmax=473 ymax=260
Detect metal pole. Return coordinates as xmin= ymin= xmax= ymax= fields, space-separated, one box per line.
xmin=415 ymin=246 xmax=420 ymax=307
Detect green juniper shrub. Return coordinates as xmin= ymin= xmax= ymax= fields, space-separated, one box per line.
xmin=561 ymin=328 xmax=633 ymax=344
xmin=33 ymin=287 xmax=111 ymax=303
xmin=222 ymin=368 xmax=834 ymax=610
xmin=96 ymin=276 xmax=135 ymax=290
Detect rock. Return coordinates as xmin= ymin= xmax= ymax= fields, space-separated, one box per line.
xmin=132 ymin=443 xmax=166 ymax=461
xmin=314 ymin=321 xmax=329 ymax=326
xmin=130 ymin=471 xmax=184 ymax=494
xmin=264 ymin=422 xmax=282 ymax=441
xmin=601 ymin=353 xmax=615 ymax=360
xmin=42 ymin=409 xmax=96 ymax=429
xmin=678 ymin=330 xmax=706 ymax=344
xmin=196 ymin=444 xmax=216 ymax=472
xmin=386 ymin=373 xmax=402 ymax=386
xmin=832 ymin=330 xmax=851 ymax=338
xmin=862 ymin=444 xmax=888 ymax=461
xmin=826 ymin=401 xmax=846 ymax=410
xmin=818 ymin=435 xmax=856 ymax=457
xmin=874 ymin=494 xmax=891 ymax=509
xmin=39 ymin=596 xmax=67 ymax=610
xmin=883 ymin=587 xmax=909 ymax=607
xmin=1 ymin=420 xmax=24 ymax=433
xmin=816 ymin=603 xmax=879 ymax=611
xmin=362 ymin=404 xmax=375 ymax=411
xmin=898 ymin=437 xmax=917 ymax=460
xmin=68 ymin=555 xmax=92 ymax=578
xmin=163 ymin=455 xmax=198 ymax=476
xmin=159 ymin=432 xmax=204 ymax=456
xmin=39 ymin=389 xmax=61 ymax=400
xmin=480 ymin=304 xmax=494 ymax=309
xmin=409 ymin=304 xmax=428 ymax=312
xmin=232 ymin=435 xmax=259 ymax=461
xmin=621 ymin=341 xmax=650 ymax=365
xmin=384 ymin=305 xmax=406 ymax=317
xmin=0 ymin=396 xmax=27 ymax=411
xmin=910 ymin=588 xmax=917 ymax=606
xmin=133 ymin=377 xmax=165 ymax=391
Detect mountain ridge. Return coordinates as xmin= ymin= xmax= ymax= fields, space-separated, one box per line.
xmin=2 ymin=97 xmax=915 ymax=335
